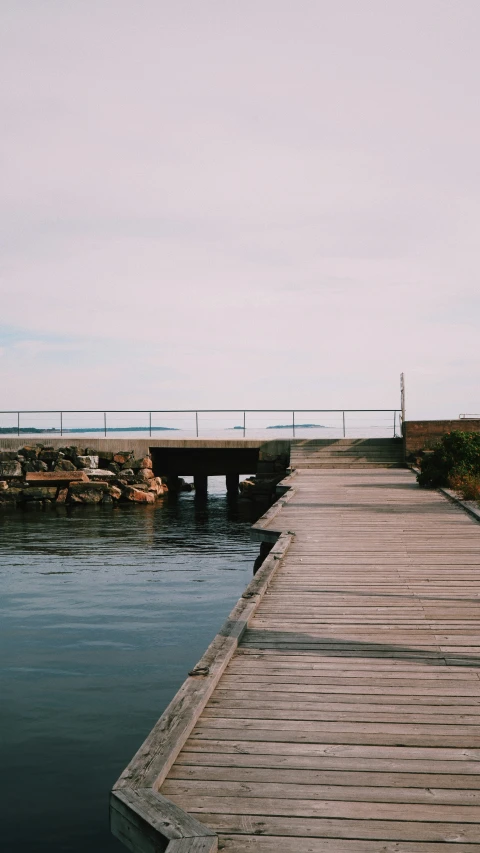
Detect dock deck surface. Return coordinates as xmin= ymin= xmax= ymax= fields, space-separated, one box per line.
xmin=160 ymin=469 xmax=480 ymax=852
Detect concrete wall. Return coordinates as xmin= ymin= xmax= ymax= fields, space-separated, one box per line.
xmin=404 ymin=420 xmax=480 ymax=456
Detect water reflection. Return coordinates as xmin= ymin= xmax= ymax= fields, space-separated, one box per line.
xmin=0 ymin=477 xmax=260 ymax=853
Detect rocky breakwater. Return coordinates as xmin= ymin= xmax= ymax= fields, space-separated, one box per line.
xmin=0 ymin=445 xmax=167 ymax=509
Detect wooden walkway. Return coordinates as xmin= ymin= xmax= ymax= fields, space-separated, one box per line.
xmin=158 ymin=468 xmax=480 ymax=852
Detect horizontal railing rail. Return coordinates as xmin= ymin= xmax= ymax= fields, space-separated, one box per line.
xmin=0 ymin=409 xmax=402 ymax=439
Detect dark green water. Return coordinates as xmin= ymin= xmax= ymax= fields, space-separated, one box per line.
xmin=0 ymin=479 xmax=260 ymax=852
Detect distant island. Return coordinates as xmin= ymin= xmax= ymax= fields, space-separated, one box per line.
xmin=0 ymin=426 xmax=178 ymax=434
xmin=267 ymin=423 xmax=325 ymax=429
xmin=229 ymin=423 xmax=325 ymax=430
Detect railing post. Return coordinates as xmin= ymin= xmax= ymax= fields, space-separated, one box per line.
xmin=394 ymin=411 xmax=396 ymax=437
xmin=292 ymin=411 xmax=295 ymax=438
xmin=149 ymin=412 xmax=152 ymax=437
xmin=104 ymin=412 xmax=107 ymax=438
xmin=342 ymin=411 xmax=346 ymax=438
xmin=243 ymin=411 xmax=246 ymax=438
xmin=195 ymin=411 xmax=199 ymax=438
xmin=60 ymin=412 xmax=63 ymax=436
xmin=17 ymin=412 xmax=20 ymax=437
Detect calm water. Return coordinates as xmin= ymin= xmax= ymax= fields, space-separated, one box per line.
xmin=0 ymin=478 xmax=260 ymax=852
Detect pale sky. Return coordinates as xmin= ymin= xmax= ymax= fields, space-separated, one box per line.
xmin=1 ymin=1 xmax=479 ymax=419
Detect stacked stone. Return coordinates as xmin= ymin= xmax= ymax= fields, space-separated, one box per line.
xmin=239 ymin=447 xmax=289 ymax=504
xmin=0 ymin=446 xmax=167 ymax=508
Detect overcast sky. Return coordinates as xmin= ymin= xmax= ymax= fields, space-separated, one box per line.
xmin=1 ymin=1 xmax=479 ymax=420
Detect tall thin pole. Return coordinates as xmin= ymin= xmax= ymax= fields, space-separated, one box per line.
xmin=342 ymin=411 xmax=346 ymax=438
xmin=400 ymin=372 xmax=405 ymax=427
xmin=292 ymin=411 xmax=295 ymax=438
xmin=393 ymin=410 xmax=396 ymax=437
xmin=104 ymin=412 xmax=107 ymax=438
xmin=243 ymin=411 xmax=246 ymax=438
xmin=60 ymin=411 xmax=63 ymax=436
xmin=195 ymin=411 xmax=199 ymax=437
xmin=149 ymin=411 xmax=152 ymax=437
xmin=17 ymin=412 xmax=20 ymax=437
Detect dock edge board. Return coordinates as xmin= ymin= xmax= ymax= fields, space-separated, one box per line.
xmin=110 ymin=474 xmax=296 ymax=852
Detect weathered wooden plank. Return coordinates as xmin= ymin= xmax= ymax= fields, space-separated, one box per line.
xmin=219 ymin=837 xmax=480 ymax=853
xmin=172 ymin=793 xmax=480 ymax=822
xmin=163 ymin=778 xmax=480 ymax=804
xmin=205 ymin=811 xmax=480 ymax=841
xmin=167 ymin=840 xmax=217 ymax=853
xmin=183 ymin=739 xmax=480 ymax=761
xmin=190 ymin=725 xmax=480 ymax=747
xmin=203 ymin=707 xmax=480 ymax=725
xmin=168 ymin=762 xmax=480 ymax=788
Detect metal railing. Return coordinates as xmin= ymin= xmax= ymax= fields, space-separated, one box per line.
xmin=0 ymin=409 xmax=402 ymax=439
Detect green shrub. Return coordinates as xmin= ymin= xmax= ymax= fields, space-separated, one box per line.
xmin=417 ymin=430 xmax=480 ymax=488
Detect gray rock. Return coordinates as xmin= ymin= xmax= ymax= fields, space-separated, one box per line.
xmin=69 ymin=482 xmax=108 ymax=503
xmin=19 ymin=446 xmax=41 ymax=459
xmin=24 ymin=487 xmax=57 ymax=501
xmin=39 ymin=450 xmax=60 ymax=463
xmin=77 ymin=455 xmax=99 ymax=469
xmin=0 ymin=461 xmax=23 ymax=478
xmin=55 ymin=459 xmax=76 ymax=471
xmin=84 ymin=468 xmax=116 ymax=479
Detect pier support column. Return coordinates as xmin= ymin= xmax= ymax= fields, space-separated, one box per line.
xmin=168 ymin=474 xmax=181 ymax=492
xmin=226 ymin=473 xmax=240 ymax=496
xmin=194 ymin=474 xmax=208 ymax=496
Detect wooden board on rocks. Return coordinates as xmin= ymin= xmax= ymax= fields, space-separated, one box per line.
xmin=155 ymin=468 xmax=480 ymax=852
xmin=26 ymin=471 xmax=89 ymax=484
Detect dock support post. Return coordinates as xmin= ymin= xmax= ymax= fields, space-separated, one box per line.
xmin=194 ymin=474 xmax=208 ymax=496
xmin=169 ymin=474 xmax=181 ymax=492
xmin=226 ymin=473 xmax=239 ymax=496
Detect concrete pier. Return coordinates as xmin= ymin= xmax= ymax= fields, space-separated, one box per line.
xmin=194 ymin=474 xmax=208 ymax=496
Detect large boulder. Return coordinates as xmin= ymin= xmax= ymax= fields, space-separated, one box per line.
xmin=124 ymin=486 xmax=155 ymax=503
xmin=0 ymin=461 xmax=23 ymax=478
xmin=76 ymin=455 xmax=99 ymax=469
xmin=84 ymin=468 xmax=116 ymax=479
xmin=19 ymin=446 xmax=41 ymax=460
xmin=24 ymin=487 xmax=57 ymax=501
xmin=39 ymin=450 xmax=60 ymax=463
xmin=137 ymin=467 xmax=154 ymax=482
xmin=113 ymin=451 xmax=133 ymax=465
xmin=69 ymin=482 xmax=108 ymax=504
xmin=0 ymin=451 xmax=19 ymax=461
xmin=55 ymin=459 xmax=76 ymax=471
xmin=109 ymin=485 xmax=122 ymax=500
xmin=99 ymin=451 xmax=114 ymax=465
xmin=141 ymin=456 xmax=153 ymax=469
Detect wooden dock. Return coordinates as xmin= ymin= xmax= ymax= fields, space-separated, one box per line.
xmin=112 ymin=467 xmax=480 ymax=852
